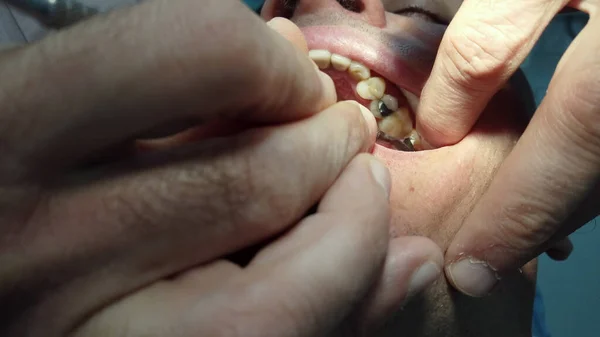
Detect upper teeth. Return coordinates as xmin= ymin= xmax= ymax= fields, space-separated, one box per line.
xmin=331 ymin=54 xmax=352 ymax=71
xmin=309 ymin=49 xmax=418 ymax=148
xmin=308 ymin=49 xmax=332 ymax=69
xmin=356 ymin=77 xmax=386 ymax=100
xmin=348 ymin=61 xmax=371 ymax=81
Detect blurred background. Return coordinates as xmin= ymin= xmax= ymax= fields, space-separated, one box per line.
xmin=519 ymin=11 xmax=600 ymax=337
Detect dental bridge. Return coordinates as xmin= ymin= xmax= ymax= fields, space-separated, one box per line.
xmin=309 ymin=49 xmax=422 ymax=152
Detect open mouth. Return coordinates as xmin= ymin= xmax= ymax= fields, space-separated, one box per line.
xmin=308 ymin=48 xmax=422 ymax=151
xmin=296 ymin=20 xmax=442 ymax=152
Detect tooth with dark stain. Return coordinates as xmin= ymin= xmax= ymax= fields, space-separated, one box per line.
xmin=378 ymin=108 xmax=413 ymax=139
xmin=308 ymin=49 xmax=425 ymax=151
xmin=370 ymin=95 xmax=398 ymax=118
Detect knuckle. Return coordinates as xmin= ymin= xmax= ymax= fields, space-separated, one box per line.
xmin=236 ymin=133 xmax=318 ymax=232
xmin=419 ymin=110 xmax=466 ymax=143
xmin=104 ymin=183 xmax=160 ymax=232
xmin=105 ymin=154 xmax=255 ymax=237
xmin=555 ymin=69 xmax=600 ymax=155
xmin=492 ymin=198 xmax=562 ymax=253
xmin=442 ymin=22 xmax=522 ymax=90
xmin=333 ymin=102 xmax=372 ymax=154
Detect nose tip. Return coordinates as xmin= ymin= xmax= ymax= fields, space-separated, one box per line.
xmin=262 ymin=0 xmax=387 ymax=28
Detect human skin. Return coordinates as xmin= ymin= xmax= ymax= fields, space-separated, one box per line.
xmin=416 ymin=0 xmax=599 ymax=297
xmin=373 ymin=86 xmax=537 ymax=337
xmin=261 ymin=1 xmax=537 ymax=336
xmin=0 ymin=0 xmax=449 ymax=336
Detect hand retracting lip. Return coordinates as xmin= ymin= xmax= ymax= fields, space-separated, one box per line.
xmin=377 ymin=131 xmax=415 ymax=152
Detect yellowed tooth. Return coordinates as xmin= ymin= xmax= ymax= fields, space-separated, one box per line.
xmin=368 ymin=77 xmax=385 ymax=99
xmin=331 ymin=53 xmax=351 ymax=71
xmin=349 ymin=61 xmax=371 ymax=81
xmin=408 ymin=129 xmax=421 ymax=149
xmin=396 ymin=107 xmax=414 ymax=135
xmin=370 ymin=100 xmax=382 ymax=118
xmin=356 ymin=77 xmax=386 ymax=100
xmin=381 ymin=95 xmax=399 ymax=112
xmin=378 ymin=114 xmax=407 ymax=139
xmin=356 ymin=81 xmax=375 ymax=100
xmin=309 ymin=49 xmax=332 ymax=69
xmin=378 ymin=108 xmax=413 ymax=139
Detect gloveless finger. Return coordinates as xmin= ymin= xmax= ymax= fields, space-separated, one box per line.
xmin=67 ymin=153 xmax=390 ymax=337
xmin=347 ymin=236 xmax=443 ymax=335
xmin=445 ymin=16 xmax=600 ymax=297
xmin=0 ymin=0 xmax=334 ymax=183
xmin=195 ymin=154 xmax=392 ymax=337
xmin=0 ymin=101 xmax=375 ymax=336
xmin=417 ymin=0 xmax=570 ymax=147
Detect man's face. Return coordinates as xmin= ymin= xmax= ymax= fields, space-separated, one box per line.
xmin=262 ymin=1 xmax=537 ymax=336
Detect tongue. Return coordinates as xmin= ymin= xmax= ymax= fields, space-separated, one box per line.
xmin=323 ymin=69 xmax=409 ymax=108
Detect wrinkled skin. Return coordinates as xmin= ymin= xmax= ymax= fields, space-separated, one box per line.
xmin=0 ymin=1 xmax=448 ymax=336
xmin=374 ymin=86 xmax=536 ymax=337
xmin=261 ymin=0 xmax=537 ymax=336
xmin=0 ymin=0 xmax=537 ymax=336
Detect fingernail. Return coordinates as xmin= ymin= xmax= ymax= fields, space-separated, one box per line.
xmin=369 ymin=157 xmax=391 ymax=197
xmin=404 ymin=262 xmax=441 ymax=304
xmin=446 ymin=258 xmax=499 ymax=297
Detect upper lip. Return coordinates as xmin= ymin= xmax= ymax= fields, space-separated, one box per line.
xmin=299 ymin=24 xmax=437 ymax=97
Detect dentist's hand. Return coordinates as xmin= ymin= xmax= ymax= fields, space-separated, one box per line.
xmin=416 ymin=0 xmax=600 ymax=297
xmin=0 ymin=0 xmax=443 ymax=335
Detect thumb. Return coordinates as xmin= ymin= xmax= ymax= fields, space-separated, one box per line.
xmin=0 ymin=0 xmax=336 ymax=178
xmin=417 ymin=0 xmax=568 ymax=147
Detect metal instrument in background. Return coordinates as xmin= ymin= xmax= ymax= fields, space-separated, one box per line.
xmin=376 ymin=131 xmax=415 ymax=152
xmin=4 ymin=0 xmax=99 ymax=29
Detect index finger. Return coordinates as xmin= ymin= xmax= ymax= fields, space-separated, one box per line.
xmin=417 ymin=0 xmax=570 ymax=147
xmin=0 ymin=0 xmax=335 ymax=180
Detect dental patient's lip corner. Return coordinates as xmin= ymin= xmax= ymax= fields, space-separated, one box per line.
xmin=446 ymin=257 xmax=500 ymax=297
